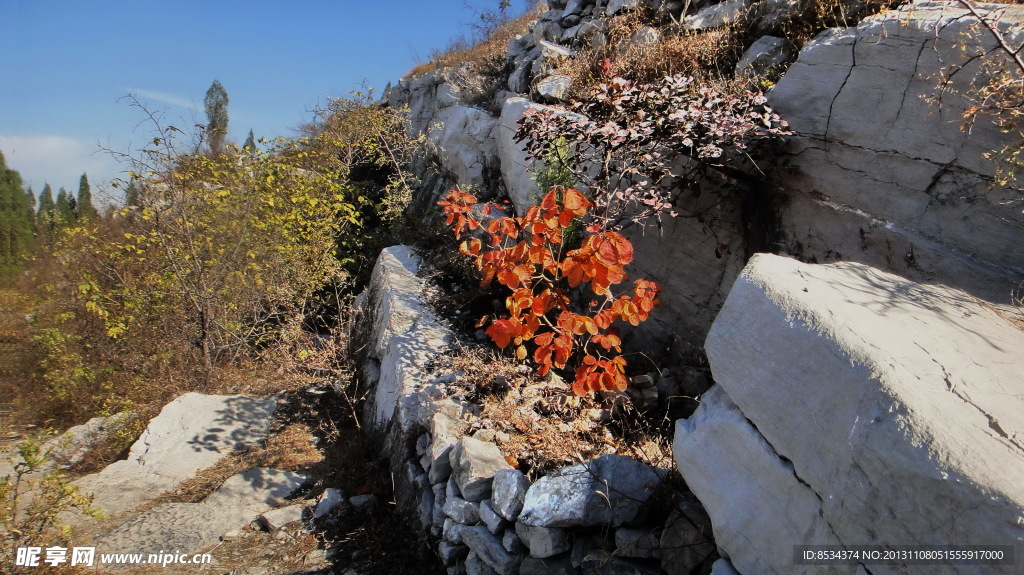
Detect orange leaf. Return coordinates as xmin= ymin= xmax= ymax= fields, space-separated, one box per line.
xmin=486 ymin=319 xmax=520 ymax=348
xmin=540 ymin=190 xmax=558 ymax=210
xmin=562 ymin=188 xmax=591 ymax=212
xmin=593 ymin=232 xmax=634 ymax=266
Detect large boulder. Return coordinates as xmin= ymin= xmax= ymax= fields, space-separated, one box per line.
xmin=675 ymin=253 xmax=1024 ymax=575
xmin=769 ymin=1 xmax=1024 ymax=303
xmin=73 ymin=393 xmax=278 ymax=517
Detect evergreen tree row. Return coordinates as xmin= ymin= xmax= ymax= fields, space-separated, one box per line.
xmin=0 ymin=152 xmax=98 ymax=280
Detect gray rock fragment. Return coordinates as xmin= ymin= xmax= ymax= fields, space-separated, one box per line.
xmin=259 ymin=503 xmax=305 ymax=531
xmin=466 ymin=551 xmax=500 ymax=575
xmin=520 ymin=554 xmax=576 ymax=575
xmin=349 ymin=494 xmax=377 ymax=513
xmin=606 ymin=0 xmax=640 ymax=16
xmin=734 ymin=36 xmax=792 ymax=79
xmin=445 ymin=496 xmax=483 ymax=524
xmin=659 ymin=501 xmax=714 ymax=572
xmin=479 ymin=499 xmax=507 ymax=534
xmin=491 ymin=468 xmax=531 ymax=521
xmin=450 ymin=437 xmax=513 ymax=502
xmin=615 ymin=528 xmax=661 ymax=559
xmin=313 ymin=488 xmax=345 ymax=519
xmin=440 ymin=541 xmax=470 ymax=565
xmin=462 ymin=525 xmax=521 ymax=575
xmin=518 ymin=454 xmax=666 ymax=528
xmin=684 ymin=0 xmax=750 ymax=29
xmin=536 ymin=75 xmax=573 ymax=103
xmin=502 ymin=529 xmax=526 ymax=554
xmin=516 ymin=522 xmax=571 ymax=558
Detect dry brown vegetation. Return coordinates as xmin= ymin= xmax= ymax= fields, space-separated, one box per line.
xmin=405 ymin=3 xmax=546 ymax=80
xmin=563 ymin=8 xmax=747 ymax=95
xmin=431 ymin=346 xmax=675 ymax=481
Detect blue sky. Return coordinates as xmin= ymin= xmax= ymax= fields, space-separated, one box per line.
xmin=0 ymin=0 xmax=531 ymax=200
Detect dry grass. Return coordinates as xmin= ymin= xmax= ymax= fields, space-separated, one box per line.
xmin=775 ymin=0 xmax=900 ymax=48
xmin=437 ymin=346 xmax=674 ymax=480
xmin=555 ymin=5 xmax=748 ymax=98
xmin=405 ymin=4 xmax=545 ymax=79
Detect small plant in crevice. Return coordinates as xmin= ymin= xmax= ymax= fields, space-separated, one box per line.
xmin=438 ymin=187 xmax=660 ymax=396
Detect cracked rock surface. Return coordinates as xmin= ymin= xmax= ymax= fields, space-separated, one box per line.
xmin=675 ymin=253 xmax=1024 ymax=575
xmin=769 ymin=1 xmax=1024 ymax=302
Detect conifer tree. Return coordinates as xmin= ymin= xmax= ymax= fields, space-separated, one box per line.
xmin=124 ymin=179 xmax=141 ymax=207
xmin=77 ymin=173 xmax=98 ymax=220
xmin=55 ymin=187 xmax=75 ymax=226
xmin=37 ymin=184 xmax=55 ymax=233
xmin=0 ymin=151 xmax=34 ymax=277
xmin=204 ymin=80 xmax=229 ymax=155
xmin=242 ymin=129 xmax=256 ymax=155
xmin=27 ymin=186 xmax=36 ymax=223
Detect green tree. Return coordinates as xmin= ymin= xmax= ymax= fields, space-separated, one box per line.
xmin=27 ymin=186 xmax=36 ymax=224
xmin=0 ymin=151 xmax=35 ymax=279
xmin=36 ymin=184 xmax=55 ymax=235
xmin=54 ymin=187 xmax=74 ymax=227
xmin=124 ymin=179 xmax=141 ymax=207
xmin=76 ymin=173 xmax=98 ymax=221
xmin=204 ymin=80 xmax=229 ymax=155
xmin=242 ymin=129 xmax=256 ymax=155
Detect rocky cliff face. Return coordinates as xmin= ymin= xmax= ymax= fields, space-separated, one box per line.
xmin=381 ymin=4 xmax=1024 ymax=573
xmin=769 ymin=1 xmax=1024 ymax=304
xmin=390 ymin=0 xmax=1024 ymax=353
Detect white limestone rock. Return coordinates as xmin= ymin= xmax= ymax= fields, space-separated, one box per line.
xmin=768 ymin=2 xmax=1024 ymax=301
xmin=496 ymin=97 xmax=549 ymax=214
xmin=536 ymin=75 xmax=572 ymax=103
xmin=678 ymin=253 xmax=1024 ymax=575
xmin=95 ymin=468 xmax=307 ymax=559
xmin=359 ymin=247 xmax=451 ymax=432
xmin=428 ymin=105 xmax=499 ymax=191
xmin=430 ymin=412 xmax=469 ymax=484
xmin=72 ymin=393 xmax=277 ymax=517
xmin=684 ymin=0 xmax=750 ymax=29
xmin=518 ymin=454 xmax=666 ymax=528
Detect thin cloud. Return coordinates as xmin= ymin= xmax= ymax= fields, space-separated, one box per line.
xmin=129 ymin=89 xmax=199 ymax=112
xmin=0 ymin=134 xmax=121 ymax=193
